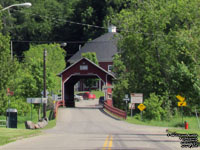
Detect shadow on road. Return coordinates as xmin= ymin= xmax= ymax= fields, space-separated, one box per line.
xmin=99 ymin=108 xmax=121 ymax=121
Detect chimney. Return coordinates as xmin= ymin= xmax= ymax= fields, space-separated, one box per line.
xmin=108 ymin=25 xmax=116 ymax=33
xmin=79 ymin=45 xmax=81 ymax=51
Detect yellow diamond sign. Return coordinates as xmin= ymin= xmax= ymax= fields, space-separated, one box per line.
xmin=178 ymin=102 xmax=187 ymax=107
xmin=176 ymin=95 xmax=185 ymax=102
xmin=138 ymin=103 xmax=146 ymax=111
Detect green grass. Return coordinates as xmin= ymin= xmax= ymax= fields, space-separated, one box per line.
xmin=42 ymin=119 xmax=56 ymax=130
xmin=167 ymin=128 xmax=200 ymax=143
xmin=0 ymin=110 xmax=56 ymax=146
xmin=91 ymin=90 xmax=104 ymax=99
xmin=126 ymin=115 xmax=200 ymax=143
xmin=0 ymin=127 xmax=41 ymax=146
xmin=126 ymin=115 xmax=200 ymax=129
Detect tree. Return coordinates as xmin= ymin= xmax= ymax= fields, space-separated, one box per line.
xmin=82 ymin=52 xmax=98 ymax=65
xmin=0 ymin=10 xmax=20 ymax=115
xmin=1 ymin=0 xmax=133 ymax=60
xmin=22 ymin=44 xmax=66 ymax=96
xmin=1 ymin=0 xmax=76 ymax=56
xmin=112 ymin=54 xmax=129 ymax=109
xmin=111 ymin=0 xmax=200 ymax=115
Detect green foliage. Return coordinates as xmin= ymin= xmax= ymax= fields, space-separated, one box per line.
xmin=0 ymin=43 xmax=66 ymax=115
xmin=112 ymin=54 xmax=129 ymax=109
xmin=70 ymin=0 xmax=129 ymax=41
xmin=143 ymin=93 xmax=166 ymax=121
xmin=0 ymin=14 xmax=13 ymax=115
xmin=111 ymin=0 xmax=200 ymax=116
xmin=1 ymin=0 xmax=74 ymax=41
xmin=22 ymin=44 xmax=66 ymax=96
xmin=9 ymin=99 xmax=31 ymax=116
xmin=82 ymin=52 xmax=98 ymax=65
xmin=1 ymin=0 xmax=133 ymax=56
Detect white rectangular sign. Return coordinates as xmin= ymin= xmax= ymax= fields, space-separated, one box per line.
xmin=27 ymin=98 xmax=47 ymax=104
xmin=131 ymin=93 xmax=143 ymax=103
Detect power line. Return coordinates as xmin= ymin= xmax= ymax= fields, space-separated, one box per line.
xmin=11 ymin=40 xmax=115 ymax=44
xmin=10 ymin=10 xmax=181 ymax=38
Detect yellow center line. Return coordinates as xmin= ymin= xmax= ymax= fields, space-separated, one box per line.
xmin=102 ymin=135 xmax=113 ymax=150
xmin=108 ymin=136 xmax=113 ymax=150
xmin=103 ymin=135 xmax=110 ymax=148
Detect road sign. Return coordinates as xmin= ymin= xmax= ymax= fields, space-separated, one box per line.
xmin=27 ymin=98 xmax=47 ymax=104
xmin=131 ymin=93 xmax=143 ymax=103
xmin=178 ymin=102 xmax=187 ymax=107
xmin=123 ymin=98 xmax=129 ymax=101
xmin=41 ymin=90 xmax=49 ymax=97
xmin=123 ymin=94 xmax=130 ymax=101
xmin=129 ymin=103 xmax=135 ymax=109
xmin=138 ymin=103 xmax=146 ymax=111
xmin=176 ymin=95 xmax=185 ymax=102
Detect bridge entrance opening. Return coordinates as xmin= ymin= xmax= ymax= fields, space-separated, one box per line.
xmin=64 ymin=74 xmax=104 ymax=107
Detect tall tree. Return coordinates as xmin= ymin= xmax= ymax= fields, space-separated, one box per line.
xmin=0 ymin=9 xmax=16 ymax=114
xmin=21 ymin=43 xmax=66 ymax=96
xmin=111 ymin=0 xmax=200 ymax=114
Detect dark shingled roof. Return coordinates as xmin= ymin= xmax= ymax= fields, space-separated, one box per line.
xmin=68 ymin=32 xmax=118 ymax=63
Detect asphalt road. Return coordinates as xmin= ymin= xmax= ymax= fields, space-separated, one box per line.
xmin=0 ymin=99 xmax=198 ymax=150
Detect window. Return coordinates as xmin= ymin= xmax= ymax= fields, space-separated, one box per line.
xmin=108 ymin=65 xmax=113 ymax=72
xmin=80 ymin=65 xmax=88 ymax=70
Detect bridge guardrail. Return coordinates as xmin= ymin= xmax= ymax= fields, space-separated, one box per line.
xmin=54 ymin=100 xmax=64 ymax=118
xmin=104 ymin=102 xmax=127 ymax=119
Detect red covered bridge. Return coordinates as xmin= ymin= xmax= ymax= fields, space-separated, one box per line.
xmin=58 ymin=57 xmax=114 ymax=107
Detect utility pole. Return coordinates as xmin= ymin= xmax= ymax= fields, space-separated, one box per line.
xmin=42 ymin=43 xmax=66 ymax=118
xmin=43 ymin=49 xmax=47 ymax=118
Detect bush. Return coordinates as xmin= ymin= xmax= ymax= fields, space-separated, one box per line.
xmin=9 ymin=99 xmax=31 ymax=116
xmin=143 ymin=93 xmax=165 ymax=121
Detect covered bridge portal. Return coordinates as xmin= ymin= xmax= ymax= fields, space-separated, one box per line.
xmin=58 ymin=58 xmax=114 ymax=107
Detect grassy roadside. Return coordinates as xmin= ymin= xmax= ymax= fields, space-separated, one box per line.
xmin=167 ymin=128 xmax=200 ymax=143
xmin=0 ymin=110 xmax=56 ymax=146
xmin=0 ymin=128 xmax=41 ymax=146
xmin=126 ymin=115 xmax=200 ymax=143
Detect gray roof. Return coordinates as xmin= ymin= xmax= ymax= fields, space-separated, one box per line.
xmin=68 ymin=32 xmax=118 ymax=63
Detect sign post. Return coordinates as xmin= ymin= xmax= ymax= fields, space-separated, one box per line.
xmin=176 ymin=95 xmax=187 ymax=127
xmin=123 ymin=94 xmax=130 ymax=114
xmin=137 ymin=103 xmax=146 ymax=121
xmin=130 ymin=93 xmax=143 ymax=118
xmin=27 ymin=98 xmax=48 ymax=121
xmin=129 ymin=103 xmax=135 ymax=117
